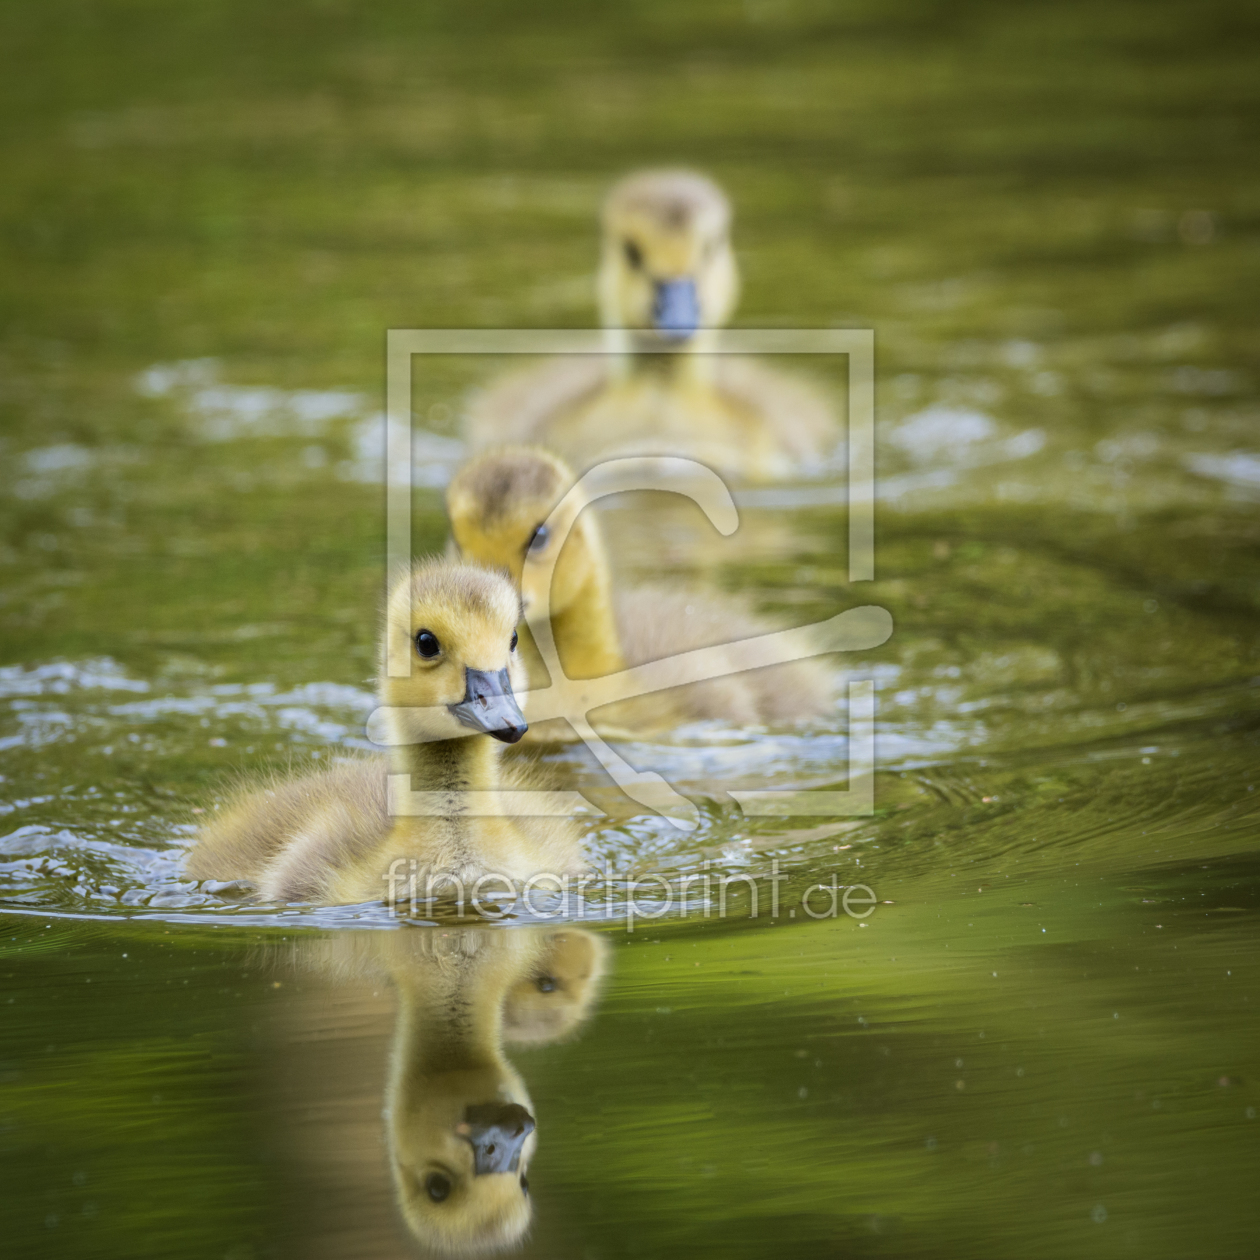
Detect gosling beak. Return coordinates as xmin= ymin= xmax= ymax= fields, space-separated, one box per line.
xmin=450 ymin=667 xmax=528 ymax=744
xmin=456 ymin=1102 xmax=535 ymax=1176
xmin=652 ymin=277 xmax=700 ymax=341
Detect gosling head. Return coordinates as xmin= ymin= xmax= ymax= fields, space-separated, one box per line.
xmin=391 ymin=1088 xmax=537 ymax=1255
xmin=381 ymin=562 xmax=527 ymax=745
xmin=503 ymin=929 xmax=609 ymax=1046
xmin=598 ymin=168 xmax=739 ymax=346
xmin=446 ymin=447 xmax=599 ymax=621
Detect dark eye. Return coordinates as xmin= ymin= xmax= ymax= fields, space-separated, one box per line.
xmin=535 ymin=974 xmax=557 ymax=993
xmin=527 ymin=523 xmax=549 ymax=554
xmin=424 ymin=1172 xmax=451 ymax=1203
xmin=510 ymin=630 xmax=518 ymax=651
xmin=520 ymin=1173 xmax=530 ymax=1197
xmin=623 ymin=239 xmax=642 ymax=270
xmin=415 ymin=629 xmax=440 ymax=658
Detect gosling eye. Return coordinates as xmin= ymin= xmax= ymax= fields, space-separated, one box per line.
xmin=526 ymin=523 xmax=549 ymax=554
xmin=623 ymin=238 xmax=643 ymax=270
xmin=520 ymin=1173 xmax=530 ymax=1197
xmin=535 ymin=974 xmax=557 ymax=993
xmin=510 ymin=630 xmax=518 ymax=652
xmin=415 ymin=629 xmax=441 ymax=659
xmin=424 ymin=1172 xmax=451 ymax=1203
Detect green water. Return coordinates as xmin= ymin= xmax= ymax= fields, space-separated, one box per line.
xmin=2 ymin=0 xmax=1259 ymax=1255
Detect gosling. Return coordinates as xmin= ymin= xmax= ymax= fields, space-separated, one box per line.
xmin=464 ymin=168 xmax=839 ymax=483
xmin=185 ymin=561 xmax=582 ymax=904
xmin=446 ymin=446 xmax=837 ymax=734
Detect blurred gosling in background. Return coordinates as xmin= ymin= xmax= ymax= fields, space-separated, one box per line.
xmin=185 ymin=561 xmax=581 ymax=903
xmin=464 ymin=169 xmax=839 ymax=483
xmin=446 ymin=446 xmax=837 ymax=734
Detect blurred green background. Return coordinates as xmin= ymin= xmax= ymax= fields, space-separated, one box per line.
xmin=1 ymin=0 xmax=1259 ymax=1257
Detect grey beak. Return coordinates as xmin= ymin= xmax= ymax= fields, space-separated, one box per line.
xmin=449 ymin=667 xmax=527 ymax=744
xmin=459 ymin=1102 xmax=535 ymax=1176
xmin=652 ymin=278 xmax=700 ymax=340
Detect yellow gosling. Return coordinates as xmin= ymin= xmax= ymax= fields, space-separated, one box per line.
xmin=184 ymin=561 xmax=582 ymax=903
xmin=446 ymin=447 xmax=837 ymax=735
xmin=464 ymin=168 xmax=839 ymax=483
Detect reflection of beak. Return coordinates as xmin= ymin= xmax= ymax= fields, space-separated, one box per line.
xmin=449 ymin=668 xmax=527 ymax=744
xmin=457 ymin=1102 xmax=536 ymax=1175
xmin=652 ymin=278 xmax=700 ymax=340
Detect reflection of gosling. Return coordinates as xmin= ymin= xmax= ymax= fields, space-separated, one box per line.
xmin=312 ymin=926 xmax=608 ymax=1255
xmin=464 ymin=169 xmax=839 ymax=483
xmin=502 ymin=928 xmax=607 ymax=1045
xmin=446 ymin=447 xmax=837 ymax=733
xmin=185 ymin=562 xmax=582 ymax=902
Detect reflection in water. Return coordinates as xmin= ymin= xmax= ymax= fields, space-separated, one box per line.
xmin=305 ymin=927 xmax=607 ymax=1255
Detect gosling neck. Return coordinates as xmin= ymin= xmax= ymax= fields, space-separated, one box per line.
xmin=549 ymin=561 xmax=625 ymax=683
xmin=384 ymin=943 xmax=531 ymax=1165
xmin=386 ymin=723 xmax=502 ymax=798
xmin=607 ymin=327 xmax=719 ymax=387
xmin=390 ymin=941 xmax=511 ymax=1074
